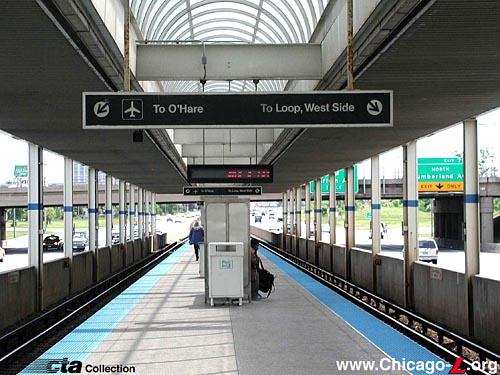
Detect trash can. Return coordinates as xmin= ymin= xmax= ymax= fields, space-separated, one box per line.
xmin=208 ymin=242 xmax=244 ymax=306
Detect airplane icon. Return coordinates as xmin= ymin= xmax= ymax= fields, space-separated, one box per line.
xmin=122 ymin=99 xmax=143 ymax=120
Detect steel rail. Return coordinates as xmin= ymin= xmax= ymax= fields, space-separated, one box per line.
xmin=253 ymin=236 xmax=500 ymax=375
xmin=0 ymin=239 xmax=187 ymax=371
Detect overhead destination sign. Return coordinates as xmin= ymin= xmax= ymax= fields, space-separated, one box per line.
xmin=83 ymin=91 xmax=393 ymax=129
xmin=183 ymin=186 xmax=262 ymax=196
xmin=188 ymin=165 xmax=273 ymax=183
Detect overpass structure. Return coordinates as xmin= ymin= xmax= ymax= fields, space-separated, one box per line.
xmin=1 ymin=0 xmax=500 ymax=372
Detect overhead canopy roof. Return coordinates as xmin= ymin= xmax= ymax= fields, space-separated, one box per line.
xmin=130 ymin=0 xmax=329 ymax=166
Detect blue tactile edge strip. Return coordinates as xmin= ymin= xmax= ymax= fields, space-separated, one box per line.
xmin=21 ymin=243 xmax=189 ymax=374
xmin=259 ymin=246 xmax=452 ymax=375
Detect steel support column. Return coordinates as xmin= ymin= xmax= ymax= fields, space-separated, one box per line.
xmin=145 ymin=191 xmax=150 ymax=237
xmin=138 ymin=188 xmax=144 ymax=238
xmin=315 ymin=178 xmax=322 ymax=243
xmin=296 ymin=186 xmax=302 ymax=238
xmin=119 ymin=180 xmax=126 ymax=244
xmin=329 ymin=172 xmax=336 ymax=245
xmin=28 ymin=143 xmax=44 ymax=310
xmin=129 ymin=184 xmax=135 ymax=240
xmin=371 ymin=156 xmax=381 ymax=292
xmin=88 ymin=168 xmax=98 ymax=255
xmin=152 ymin=193 xmax=157 ymax=248
xmin=305 ymin=182 xmax=311 ymax=239
xmin=105 ymin=175 xmax=112 ymax=246
xmin=282 ymin=192 xmax=287 ymax=247
xmin=403 ymin=141 xmax=418 ymax=308
xmin=463 ymin=118 xmax=480 ymax=335
xmin=64 ymin=157 xmax=73 ymax=264
xmin=345 ymin=167 xmax=355 ymax=279
xmin=290 ymin=188 xmax=295 ymax=237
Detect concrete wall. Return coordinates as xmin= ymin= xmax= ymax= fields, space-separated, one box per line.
xmin=0 ymin=267 xmax=36 ymax=330
xmin=125 ymin=241 xmax=134 ymax=266
xmin=142 ymin=236 xmax=151 ymax=256
xmin=291 ymin=235 xmax=297 ymax=256
xmin=285 ymin=234 xmax=291 ymax=253
xmin=43 ymin=258 xmax=70 ymax=308
xmin=350 ymin=248 xmax=373 ymax=291
xmin=376 ymin=255 xmax=404 ymax=306
xmin=332 ymin=245 xmax=346 ymax=278
xmin=298 ymin=238 xmax=307 ymax=261
xmin=110 ymin=244 xmax=124 ymax=273
xmin=307 ymin=239 xmax=316 ymax=265
xmin=72 ymin=251 xmax=93 ymax=294
xmin=97 ymin=246 xmax=111 ymax=281
xmin=473 ymin=276 xmax=500 ymax=352
xmin=319 ymin=243 xmax=332 ymax=272
xmin=413 ymin=262 xmax=467 ymax=335
xmin=133 ymin=239 xmax=142 ymax=261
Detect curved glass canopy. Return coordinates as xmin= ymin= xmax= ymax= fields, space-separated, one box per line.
xmin=131 ymin=0 xmax=329 ymax=92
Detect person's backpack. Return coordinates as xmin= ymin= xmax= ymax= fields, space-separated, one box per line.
xmin=258 ymin=259 xmax=275 ymax=297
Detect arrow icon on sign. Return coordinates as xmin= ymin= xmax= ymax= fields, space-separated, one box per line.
xmin=367 ymin=100 xmax=383 ymax=116
xmin=93 ymin=101 xmax=110 ymax=118
xmin=436 ymin=183 xmax=444 ymax=189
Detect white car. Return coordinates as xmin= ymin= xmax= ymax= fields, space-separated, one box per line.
xmin=418 ymin=238 xmax=439 ymax=264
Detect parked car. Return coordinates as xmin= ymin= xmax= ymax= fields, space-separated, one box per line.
xmin=418 ymin=238 xmax=439 ymax=264
xmin=0 ymin=246 xmax=5 ymax=262
xmin=43 ymin=234 xmax=63 ymax=251
xmin=72 ymin=232 xmax=87 ymax=252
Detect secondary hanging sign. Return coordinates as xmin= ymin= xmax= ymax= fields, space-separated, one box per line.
xmin=83 ymin=91 xmax=393 ymax=129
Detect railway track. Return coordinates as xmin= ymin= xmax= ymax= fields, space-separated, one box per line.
xmin=254 ymin=237 xmax=500 ymax=375
xmin=0 ymin=239 xmax=187 ymax=374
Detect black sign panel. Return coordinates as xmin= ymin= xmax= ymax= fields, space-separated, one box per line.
xmin=188 ymin=165 xmax=273 ymax=183
xmin=183 ymin=186 xmax=262 ymax=196
xmin=83 ymin=91 xmax=392 ymax=129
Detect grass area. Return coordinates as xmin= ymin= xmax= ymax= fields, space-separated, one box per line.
xmin=7 ymin=230 xmax=28 ymax=240
xmin=316 ymin=205 xmax=431 ymax=230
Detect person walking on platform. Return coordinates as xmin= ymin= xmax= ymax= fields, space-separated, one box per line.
xmin=188 ymin=220 xmax=204 ymax=261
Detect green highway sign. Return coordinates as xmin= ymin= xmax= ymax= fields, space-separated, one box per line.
xmin=14 ymin=165 xmax=28 ymax=178
xmin=417 ymin=157 xmax=463 ymax=192
xmin=310 ymin=166 xmax=359 ymax=194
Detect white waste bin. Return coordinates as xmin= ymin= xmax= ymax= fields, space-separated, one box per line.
xmin=208 ymin=242 xmax=244 ymax=306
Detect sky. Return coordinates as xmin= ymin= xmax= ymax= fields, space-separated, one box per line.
xmin=0 ymin=109 xmax=499 ymax=184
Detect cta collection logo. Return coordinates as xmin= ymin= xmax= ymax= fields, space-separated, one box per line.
xmin=36 ymin=358 xmax=136 ymax=373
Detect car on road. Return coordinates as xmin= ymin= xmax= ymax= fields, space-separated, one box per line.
xmin=254 ymin=214 xmax=262 ymax=223
xmin=72 ymin=232 xmax=87 ymax=252
xmin=43 ymin=234 xmax=63 ymax=251
xmin=418 ymin=238 xmax=439 ymax=264
xmin=0 ymin=246 xmax=5 ymax=262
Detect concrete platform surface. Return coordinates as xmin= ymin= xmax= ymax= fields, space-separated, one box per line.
xmin=21 ymin=243 xmax=449 ymax=374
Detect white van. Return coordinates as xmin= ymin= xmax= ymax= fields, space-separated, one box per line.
xmin=418 ymin=239 xmax=439 ymax=264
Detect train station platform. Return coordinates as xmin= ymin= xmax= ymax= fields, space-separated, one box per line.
xmin=21 ymin=243 xmax=450 ymax=375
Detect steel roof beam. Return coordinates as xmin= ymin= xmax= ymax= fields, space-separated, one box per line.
xmin=136 ymin=43 xmax=322 ymax=81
